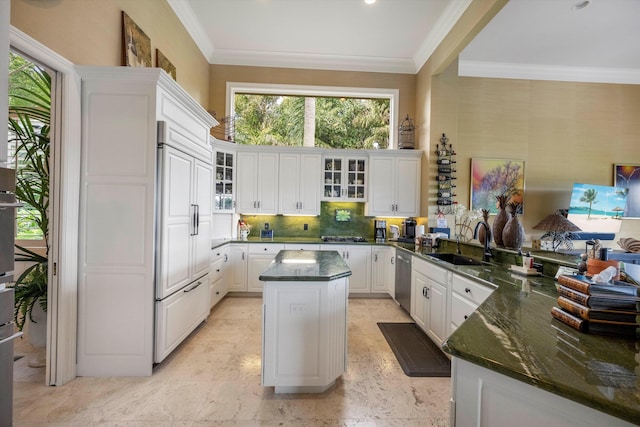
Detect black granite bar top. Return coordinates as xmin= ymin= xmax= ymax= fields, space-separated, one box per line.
xmin=259 ymin=250 xmax=352 ymax=282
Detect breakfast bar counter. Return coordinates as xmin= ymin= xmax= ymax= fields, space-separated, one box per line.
xmin=259 ymin=250 xmax=351 ymax=393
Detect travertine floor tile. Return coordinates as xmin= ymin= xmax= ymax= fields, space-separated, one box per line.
xmin=13 ymin=296 xmax=450 ymax=426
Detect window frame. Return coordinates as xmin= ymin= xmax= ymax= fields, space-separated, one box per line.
xmin=226 ymin=82 xmax=400 ymax=149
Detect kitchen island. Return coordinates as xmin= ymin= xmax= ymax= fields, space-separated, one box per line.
xmin=259 ymin=250 xmax=351 ymax=393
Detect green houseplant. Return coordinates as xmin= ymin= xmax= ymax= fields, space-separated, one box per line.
xmin=8 ymin=53 xmax=50 ymax=331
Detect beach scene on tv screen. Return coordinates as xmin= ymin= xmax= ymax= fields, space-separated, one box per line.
xmin=567 ymin=183 xmax=627 ymax=233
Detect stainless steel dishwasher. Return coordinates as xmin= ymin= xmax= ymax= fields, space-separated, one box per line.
xmin=395 ymin=251 xmax=412 ymax=313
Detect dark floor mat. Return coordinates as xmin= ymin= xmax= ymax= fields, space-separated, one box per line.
xmin=377 ymin=322 xmax=451 ymax=377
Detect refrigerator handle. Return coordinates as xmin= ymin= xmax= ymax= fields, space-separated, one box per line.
xmin=190 ymin=204 xmax=197 ymax=236
xmin=195 ymin=204 xmax=200 ymax=235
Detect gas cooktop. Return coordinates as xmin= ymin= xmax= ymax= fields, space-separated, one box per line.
xmin=321 ymin=236 xmax=367 ymax=243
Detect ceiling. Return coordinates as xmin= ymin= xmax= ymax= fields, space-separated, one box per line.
xmin=169 ymin=0 xmax=640 ymax=84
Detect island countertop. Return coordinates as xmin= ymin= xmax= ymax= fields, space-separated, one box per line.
xmin=259 ymin=250 xmax=352 ymax=282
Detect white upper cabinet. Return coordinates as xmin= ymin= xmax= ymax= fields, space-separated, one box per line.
xmin=212 ymin=140 xmax=235 ymax=213
xmin=322 ymin=156 xmax=367 ymax=201
xmin=366 ymin=152 xmax=421 ymax=217
xmin=279 ymin=152 xmax=321 ymax=215
xmin=236 ymin=151 xmax=279 ymax=214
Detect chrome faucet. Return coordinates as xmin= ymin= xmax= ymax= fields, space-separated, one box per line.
xmin=473 ymin=221 xmax=493 ymax=262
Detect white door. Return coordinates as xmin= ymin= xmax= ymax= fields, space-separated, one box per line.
xmin=256 ymin=152 xmax=279 ymax=214
xmin=367 ymin=156 xmax=395 ymax=216
xmin=426 ymin=278 xmax=448 ymax=346
xmin=157 ymin=146 xmax=193 ymax=299
xmin=192 ymin=159 xmax=213 ymax=280
xmin=298 ymin=154 xmax=321 ymax=215
xmin=278 ymin=153 xmax=300 ymax=214
xmin=228 ymin=244 xmax=247 ymax=291
xmin=235 ymin=151 xmax=258 ymax=213
xmin=395 ymin=157 xmax=420 ymax=217
xmin=411 ymin=271 xmax=428 ymax=330
xmin=344 ymin=245 xmax=371 ymax=293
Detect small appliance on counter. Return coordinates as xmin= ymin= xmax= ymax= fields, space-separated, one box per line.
xmin=389 ymin=225 xmax=400 ymax=240
xmin=397 ymin=218 xmax=417 ymax=243
xmin=374 ymin=219 xmax=387 ymax=243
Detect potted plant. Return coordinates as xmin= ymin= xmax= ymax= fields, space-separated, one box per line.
xmin=8 ymin=53 xmax=50 ymax=340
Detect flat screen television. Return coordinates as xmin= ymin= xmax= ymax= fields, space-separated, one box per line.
xmin=567 ymin=183 xmax=627 ymax=233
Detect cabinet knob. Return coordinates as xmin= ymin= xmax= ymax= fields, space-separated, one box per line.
xmin=216 ymin=269 xmax=220 ymax=272
xmin=465 ymin=288 xmax=471 ymax=293
xmin=464 ymin=315 xmax=468 ymax=320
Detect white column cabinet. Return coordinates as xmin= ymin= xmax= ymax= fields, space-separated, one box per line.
xmin=411 ymin=257 xmax=449 ymax=347
xmin=279 ymin=153 xmax=321 ymax=215
xmin=236 ymin=151 xmax=279 ymax=214
xmin=371 ymin=246 xmax=395 ymax=295
xmin=321 ymin=245 xmax=371 ymax=293
xmin=321 ymin=156 xmax=367 ymax=201
xmin=366 ymin=152 xmax=421 ymax=217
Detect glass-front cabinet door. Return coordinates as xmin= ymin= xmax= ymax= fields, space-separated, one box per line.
xmin=214 ymin=149 xmax=235 ymax=212
xmin=322 ymin=156 xmax=367 ymax=201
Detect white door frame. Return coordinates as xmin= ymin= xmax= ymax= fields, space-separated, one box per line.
xmin=9 ymin=26 xmax=81 ymax=386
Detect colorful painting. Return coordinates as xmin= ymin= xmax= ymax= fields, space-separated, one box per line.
xmin=156 ymin=49 xmax=176 ymax=80
xmin=614 ymin=164 xmax=640 ymax=218
xmin=470 ymin=158 xmax=525 ymax=214
xmin=122 ymin=12 xmax=152 ymax=68
xmin=567 ymin=183 xmax=626 ymax=233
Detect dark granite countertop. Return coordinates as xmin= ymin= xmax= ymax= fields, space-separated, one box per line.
xmin=259 ymin=250 xmax=352 ymax=282
xmin=396 ymin=246 xmax=640 ymax=426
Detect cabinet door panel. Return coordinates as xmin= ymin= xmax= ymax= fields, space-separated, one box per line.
xmin=426 ymin=279 xmax=447 ymax=346
xmin=395 ymin=157 xmax=420 ymax=217
xmin=192 ymin=160 xmax=213 ymax=279
xmin=411 ymin=271 xmax=428 ymax=330
xmin=257 ymin=152 xmax=279 ymax=214
xmin=278 ymin=154 xmax=301 ymax=214
xmin=236 ymin=152 xmax=258 ymax=213
xmin=298 ymin=154 xmax=321 ymax=215
xmin=367 ymin=156 xmax=395 ymax=216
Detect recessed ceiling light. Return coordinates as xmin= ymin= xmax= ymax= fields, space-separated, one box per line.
xmin=365 ymin=0 xmax=376 ymax=4
xmin=572 ymin=0 xmax=590 ymax=10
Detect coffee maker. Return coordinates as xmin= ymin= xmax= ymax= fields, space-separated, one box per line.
xmin=402 ymin=218 xmax=417 ymax=240
xmin=374 ymin=219 xmax=387 ymax=243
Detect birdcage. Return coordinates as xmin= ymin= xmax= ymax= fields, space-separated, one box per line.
xmin=211 ymin=115 xmax=236 ymax=142
xmin=398 ymin=115 xmax=415 ymax=149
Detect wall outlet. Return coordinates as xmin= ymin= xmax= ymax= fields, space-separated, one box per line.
xmin=304 ymin=224 xmax=308 ymax=231
xmin=264 ymin=222 xmax=269 ymax=230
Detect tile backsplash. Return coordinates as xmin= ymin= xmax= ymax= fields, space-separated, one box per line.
xmin=240 ymin=202 xmax=410 ymax=239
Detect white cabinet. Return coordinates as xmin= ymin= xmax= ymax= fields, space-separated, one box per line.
xmin=156 ymin=146 xmax=212 ymax=300
xmin=236 ymin=151 xmax=279 ymax=214
xmin=321 ymin=244 xmax=371 ymax=293
xmin=228 ymin=243 xmax=248 ymax=292
xmin=366 ymin=152 xmax=421 ymax=217
xmin=262 ymin=276 xmax=348 ymax=393
xmin=247 ymin=244 xmax=284 ymax=292
xmin=76 ymin=67 xmax=217 ymax=375
xmin=322 ymin=156 xmax=367 ymax=201
xmin=450 ymin=273 xmax=494 ymax=334
xmin=411 ymin=258 xmax=449 ymax=347
xmin=210 ymin=245 xmax=229 ymax=309
xmin=452 ymin=358 xmax=636 ymax=427
xmin=371 ymin=246 xmax=395 ymax=295
xmin=212 ymin=141 xmax=235 ymax=213
xmin=279 ymin=153 xmax=321 ymax=215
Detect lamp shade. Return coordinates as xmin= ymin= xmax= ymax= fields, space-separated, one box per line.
xmin=532 ymin=212 xmax=581 ymax=232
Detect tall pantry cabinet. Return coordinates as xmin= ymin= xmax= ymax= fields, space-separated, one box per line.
xmin=75 ymin=67 xmax=217 ymax=376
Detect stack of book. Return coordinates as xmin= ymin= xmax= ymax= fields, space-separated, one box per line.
xmin=552 ymin=274 xmax=640 ymax=337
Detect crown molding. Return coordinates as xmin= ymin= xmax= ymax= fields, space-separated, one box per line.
xmin=459 ymin=60 xmax=640 ymax=85
xmin=167 ymin=0 xmax=215 ymax=61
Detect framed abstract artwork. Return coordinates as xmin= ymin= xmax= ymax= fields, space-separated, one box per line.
xmin=470 ymin=158 xmax=525 ymax=214
xmin=613 ymin=164 xmax=640 ymax=218
xmin=122 ymin=12 xmax=152 ymax=68
xmin=156 ymin=49 xmax=177 ymax=80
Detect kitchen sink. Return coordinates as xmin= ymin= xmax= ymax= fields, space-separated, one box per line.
xmin=426 ymin=253 xmax=483 ymax=266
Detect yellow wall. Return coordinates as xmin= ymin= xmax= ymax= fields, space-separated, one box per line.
xmin=430 ymin=60 xmax=640 ymax=245
xmin=10 ymin=0 xmax=210 ymax=107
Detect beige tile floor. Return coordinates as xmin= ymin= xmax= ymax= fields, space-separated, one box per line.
xmin=13 ymin=297 xmax=451 ymax=426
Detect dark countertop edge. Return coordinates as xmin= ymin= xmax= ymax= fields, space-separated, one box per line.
xmin=212 ymin=237 xmax=393 ymax=249
xmin=259 ymin=270 xmax=352 ymax=282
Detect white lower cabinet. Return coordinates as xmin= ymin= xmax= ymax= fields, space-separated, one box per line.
xmin=209 ymin=245 xmax=229 ymax=309
xmin=262 ymin=277 xmax=348 ymax=393
xmin=371 ymin=246 xmax=395 ymax=295
xmin=247 ymin=244 xmax=284 ymax=292
xmin=321 ymin=245 xmax=371 ymax=293
xmin=450 ymin=273 xmax=494 ymax=334
xmin=155 ymin=275 xmax=210 ymax=363
xmin=411 ymin=257 xmax=449 ymax=347
xmin=228 ymin=243 xmax=248 ymax=291
xmin=452 ymin=358 xmax=636 ymax=427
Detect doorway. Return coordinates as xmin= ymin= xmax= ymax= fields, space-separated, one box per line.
xmin=9 ymin=26 xmax=82 ymax=387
